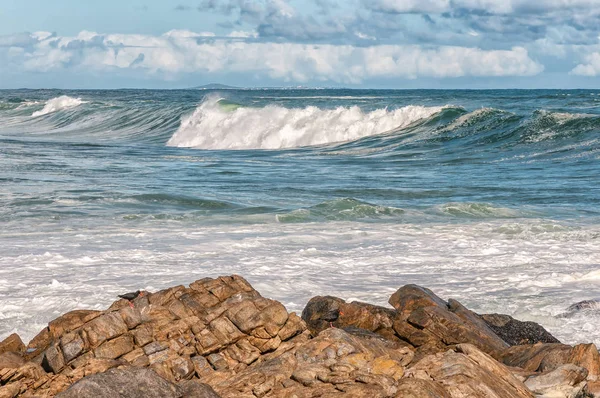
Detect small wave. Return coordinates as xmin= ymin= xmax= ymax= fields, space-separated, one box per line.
xmin=167 ymin=96 xmax=446 ymax=150
xmin=276 ymin=198 xmax=405 ymax=222
xmin=32 ymin=96 xmax=86 ymax=117
xmin=433 ymin=202 xmax=524 ymax=219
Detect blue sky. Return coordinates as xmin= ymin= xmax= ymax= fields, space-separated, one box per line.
xmin=1 ymin=0 xmax=600 ymax=88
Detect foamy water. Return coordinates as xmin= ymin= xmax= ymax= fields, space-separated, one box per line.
xmin=1 ymin=219 xmax=599 ymax=345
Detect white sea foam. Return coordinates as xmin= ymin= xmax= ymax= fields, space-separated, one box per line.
xmin=167 ymin=97 xmax=444 ymax=150
xmin=2 ymin=219 xmax=600 ymax=346
xmin=32 ymin=96 xmax=85 ymax=117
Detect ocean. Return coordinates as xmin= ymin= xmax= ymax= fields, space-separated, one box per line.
xmin=0 ymin=89 xmax=599 ymax=346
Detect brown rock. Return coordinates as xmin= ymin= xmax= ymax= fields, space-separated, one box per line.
xmin=0 ymin=334 xmax=25 ymax=356
xmin=394 ymin=378 xmax=451 ymax=398
xmin=60 ymin=332 xmax=86 ymax=363
xmin=301 ymin=296 xmax=396 ymax=339
xmin=500 ymin=343 xmax=578 ymax=373
xmin=82 ymin=312 xmax=128 ymax=348
xmin=49 ymin=310 xmax=102 ymax=338
xmin=568 ymin=343 xmax=600 ymax=380
xmin=0 ymin=352 xmax=25 ymax=369
xmin=390 ymin=285 xmax=508 ymax=358
xmin=0 ymin=383 xmax=21 ymax=398
xmin=94 ymin=335 xmax=134 ymax=359
xmin=131 ymin=323 xmax=154 ymax=347
xmin=407 ymin=343 xmax=534 ymax=398
xmin=524 ymin=364 xmax=588 ymax=397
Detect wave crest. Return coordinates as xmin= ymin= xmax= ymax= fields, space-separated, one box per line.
xmin=32 ymin=96 xmax=86 ymax=117
xmin=167 ymin=97 xmax=445 ymax=150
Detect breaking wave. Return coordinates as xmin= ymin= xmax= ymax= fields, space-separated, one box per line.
xmin=167 ymin=96 xmax=447 ymax=150
xmin=32 ymin=96 xmax=86 ymax=117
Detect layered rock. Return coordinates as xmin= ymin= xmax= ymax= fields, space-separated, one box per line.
xmin=1 ymin=275 xmax=599 ymax=398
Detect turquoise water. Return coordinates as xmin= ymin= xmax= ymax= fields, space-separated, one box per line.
xmin=1 ymin=89 xmax=599 ymax=344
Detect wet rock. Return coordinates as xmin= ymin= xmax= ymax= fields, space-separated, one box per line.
xmin=567 ymin=300 xmax=600 ymax=313
xmin=0 ymin=334 xmax=25 ymax=355
xmin=481 ymin=313 xmax=560 ymax=346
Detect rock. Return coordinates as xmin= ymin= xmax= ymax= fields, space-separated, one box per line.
xmin=56 ymin=366 xmax=220 ymax=398
xmin=390 ymin=285 xmax=508 ymax=359
xmin=500 ymin=342 xmax=600 ymax=380
xmin=94 ymin=335 xmax=135 ymax=359
xmin=394 ymin=378 xmax=451 ymax=398
xmin=407 ymin=343 xmax=534 ymax=398
xmin=0 ymin=334 xmax=25 ymax=355
xmin=215 ymin=327 xmax=413 ymax=397
xmin=524 ymin=364 xmax=588 ymax=398
xmin=301 ymin=296 xmax=397 ymax=341
xmin=82 ymin=312 xmax=128 ymax=348
xmin=178 ymin=380 xmax=222 ymax=397
xmin=0 ymin=383 xmax=20 ymax=398
xmin=0 ymin=352 xmax=25 ymax=369
xmin=6 ymin=275 xmax=600 ymax=398
xmin=481 ymin=314 xmax=560 ymax=346
xmin=566 ymin=300 xmax=600 ymax=312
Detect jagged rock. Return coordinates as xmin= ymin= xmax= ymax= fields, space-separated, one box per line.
xmin=481 ymin=314 xmax=560 ymax=346
xmin=6 ymin=276 xmax=600 ymax=398
xmin=394 ymin=378 xmax=451 ymax=397
xmin=216 ymin=327 xmax=414 ymax=397
xmin=407 ymin=343 xmax=534 ymax=398
xmin=500 ymin=343 xmax=600 ymax=381
xmin=55 ymin=367 xmax=220 ymax=398
xmin=390 ymin=285 xmax=509 ymax=359
xmin=301 ymin=296 xmax=399 ymax=343
xmin=0 ymin=334 xmax=25 ymax=356
xmin=524 ymin=364 xmax=588 ymax=398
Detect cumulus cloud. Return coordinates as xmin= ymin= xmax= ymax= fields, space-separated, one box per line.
xmin=0 ymin=30 xmax=543 ymax=83
xmin=571 ymin=53 xmax=600 ymax=76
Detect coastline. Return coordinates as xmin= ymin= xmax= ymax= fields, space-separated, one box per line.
xmin=1 ymin=275 xmax=598 ymax=397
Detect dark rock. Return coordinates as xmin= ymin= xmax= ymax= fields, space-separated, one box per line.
xmin=481 ymin=313 xmax=560 ymax=346
xmin=56 ymin=367 xmax=221 ymax=398
xmin=301 ymin=295 xmax=397 ymax=341
xmin=178 ymin=380 xmax=221 ymax=397
xmin=567 ymin=300 xmax=600 ymax=312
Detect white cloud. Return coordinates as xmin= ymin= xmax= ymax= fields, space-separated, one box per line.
xmin=371 ymin=0 xmax=600 ymax=14
xmin=228 ymin=30 xmax=259 ymax=38
xmin=1 ymin=30 xmax=544 ymax=83
xmin=371 ymin=0 xmax=450 ymax=13
xmin=571 ymin=53 xmax=600 ymax=76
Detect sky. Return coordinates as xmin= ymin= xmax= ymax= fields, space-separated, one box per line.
xmin=1 ymin=0 xmax=600 ymax=88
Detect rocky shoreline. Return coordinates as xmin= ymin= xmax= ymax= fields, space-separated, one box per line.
xmin=0 ymin=275 xmax=598 ymax=397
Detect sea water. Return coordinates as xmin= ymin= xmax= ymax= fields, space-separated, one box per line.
xmin=0 ymin=89 xmax=599 ymax=346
